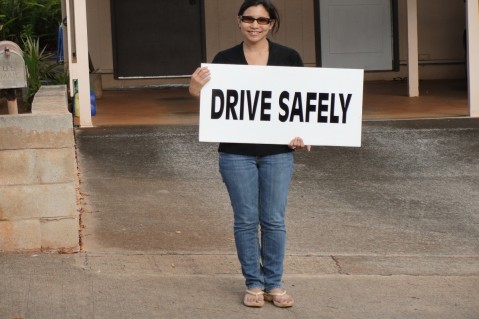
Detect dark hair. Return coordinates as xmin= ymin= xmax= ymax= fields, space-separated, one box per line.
xmin=238 ymin=0 xmax=281 ymax=34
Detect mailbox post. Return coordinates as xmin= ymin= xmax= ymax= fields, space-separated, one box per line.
xmin=0 ymin=41 xmax=28 ymax=114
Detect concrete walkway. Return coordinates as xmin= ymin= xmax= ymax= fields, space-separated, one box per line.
xmin=1 ymin=118 xmax=479 ymax=318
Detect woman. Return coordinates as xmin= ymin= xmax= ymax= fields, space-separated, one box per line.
xmin=189 ymin=0 xmax=310 ymax=308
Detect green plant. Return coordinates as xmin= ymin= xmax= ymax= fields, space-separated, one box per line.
xmin=49 ymin=67 xmax=69 ymax=85
xmin=0 ymin=0 xmax=62 ymax=111
xmin=22 ymin=34 xmax=57 ymax=105
xmin=0 ymin=0 xmax=61 ymax=51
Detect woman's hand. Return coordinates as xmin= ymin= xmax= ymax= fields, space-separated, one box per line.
xmin=189 ymin=67 xmax=211 ymax=98
xmin=289 ymin=137 xmax=311 ymax=151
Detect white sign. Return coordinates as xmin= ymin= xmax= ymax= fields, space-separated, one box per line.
xmin=199 ymin=63 xmax=364 ymax=147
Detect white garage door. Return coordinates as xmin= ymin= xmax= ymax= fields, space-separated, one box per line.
xmin=318 ymin=0 xmax=398 ymax=71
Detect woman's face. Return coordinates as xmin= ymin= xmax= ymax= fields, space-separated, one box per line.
xmin=238 ymin=5 xmax=274 ymax=44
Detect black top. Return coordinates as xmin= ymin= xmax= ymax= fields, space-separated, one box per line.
xmin=212 ymin=40 xmax=304 ymax=156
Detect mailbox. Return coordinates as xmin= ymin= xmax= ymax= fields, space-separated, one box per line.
xmin=0 ymin=41 xmax=28 ymax=89
xmin=0 ymin=41 xmax=27 ymax=114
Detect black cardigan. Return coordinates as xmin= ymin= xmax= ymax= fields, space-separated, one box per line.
xmin=212 ymin=40 xmax=304 ymax=156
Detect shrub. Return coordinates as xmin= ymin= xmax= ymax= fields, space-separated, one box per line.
xmin=0 ymin=0 xmax=62 ymax=52
xmin=1 ymin=0 xmax=64 ymax=110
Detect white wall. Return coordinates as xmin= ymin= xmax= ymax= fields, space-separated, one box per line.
xmin=86 ymin=0 xmax=113 ymax=73
xmin=366 ymin=0 xmax=466 ymax=81
xmin=85 ymin=0 xmax=468 ymax=88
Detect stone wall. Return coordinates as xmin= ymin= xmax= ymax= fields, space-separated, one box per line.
xmin=0 ymin=85 xmax=79 ymax=252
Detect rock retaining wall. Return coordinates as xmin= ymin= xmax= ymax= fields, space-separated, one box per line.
xmin=0 ymin=85 xmax=79 ymax=252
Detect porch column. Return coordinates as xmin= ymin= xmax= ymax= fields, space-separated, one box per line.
xmin=66 ymin=0 xmax=92 ymax=127
xmin=466 ymin=0 xmax=479 ymax=117
xmin=64 ymin=0 xmax=75 ymax=93
xmin=407 ymin=0 xmax=419 ymax=97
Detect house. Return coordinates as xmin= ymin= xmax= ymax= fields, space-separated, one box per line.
xmin=62 ymin=0 xmax=479 ymax=127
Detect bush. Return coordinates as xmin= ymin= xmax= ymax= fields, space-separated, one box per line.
xmin=0 ymin=0 xmax=62 ymax=52
xmin=1 ymin=0 xmax=64 ymax=110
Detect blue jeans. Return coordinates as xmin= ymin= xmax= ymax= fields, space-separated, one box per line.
xmin=219 ymin=152 xmax=294 ymax=291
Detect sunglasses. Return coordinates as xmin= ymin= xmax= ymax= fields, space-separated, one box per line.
xmin=240 ymin=15 xmax=273 ymax=25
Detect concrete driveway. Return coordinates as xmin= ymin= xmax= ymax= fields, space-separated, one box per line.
xmin=1 ymin=118 xmax=478 ymax=318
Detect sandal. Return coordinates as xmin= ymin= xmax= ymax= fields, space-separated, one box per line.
xmin=264 ymin=290 xmax=294 ymax=308
xmin=243 ymin=289 xmax=265 ymax=307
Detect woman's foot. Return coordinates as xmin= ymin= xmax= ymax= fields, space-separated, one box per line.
xmin=243 ymin=288 xmax=265 ymax=307
xmin=264 ymin=289 xmax=294 ymax=308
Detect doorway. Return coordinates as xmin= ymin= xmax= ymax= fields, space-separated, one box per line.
xmin=111 ymin=0 xmax=205 ymax=79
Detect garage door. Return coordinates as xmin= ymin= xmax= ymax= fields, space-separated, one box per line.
xmin=111 ymin=0 xmax=205 ymax=79
xmin=317 ymin=0 xmax=399 ymax=71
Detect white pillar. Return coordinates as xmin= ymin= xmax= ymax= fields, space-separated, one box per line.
xmin=65 ymin=0 xmax=76 ymax=95
xmin=466 ymin=0 xmax=479 ymax=117
xmin=74 ymin=0 xmax=92 ymax=127
xmin=65 ymin=0 xmax=92 ymax=127
xmin=407 ymin=0 xmax=419 ymax=97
